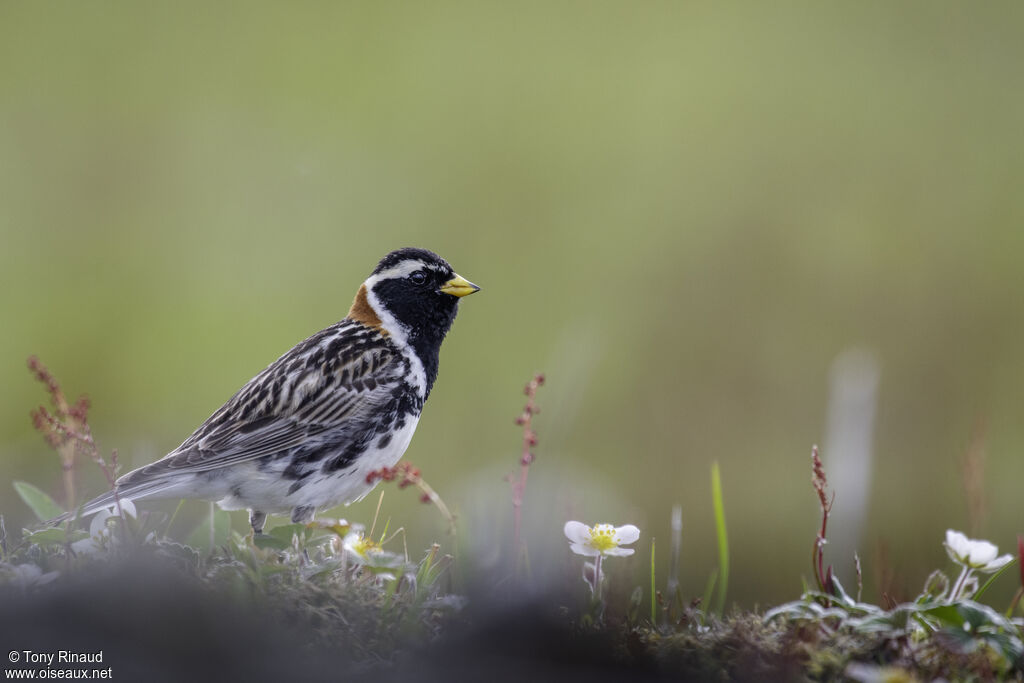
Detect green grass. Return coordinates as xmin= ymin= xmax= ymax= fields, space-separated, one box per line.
xmin=4 ymin=361 xmax=1022 ymax=680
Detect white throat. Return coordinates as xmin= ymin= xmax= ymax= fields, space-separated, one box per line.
xmin=361 ymin=265 xmax=429 ymax=396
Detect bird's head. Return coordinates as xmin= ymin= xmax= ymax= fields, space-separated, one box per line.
xmin=348 ymin=248 xmax=480 ymax=349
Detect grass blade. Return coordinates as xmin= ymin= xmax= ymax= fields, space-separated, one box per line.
xmin=711 ymin=461 xmax=729 ymax=615
xmin=975 ymin=557 xmax=1017 ymax=602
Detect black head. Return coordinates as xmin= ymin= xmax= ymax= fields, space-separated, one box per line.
xmin=358 ymin=248 xmax=479 ymax=394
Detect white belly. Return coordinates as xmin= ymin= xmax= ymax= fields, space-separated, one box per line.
xmin=212 ymin=416 xmax=422 ymax=515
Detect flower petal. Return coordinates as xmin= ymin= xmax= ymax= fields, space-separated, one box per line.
xmin=967 ymin=540 xmax=998 ymax=567
xmin=569 ymin=542 xmax=600 ymax=557
xmin=981 ymin=554 xmax=1014 ymax=573
xmin=604 ymin=547 xmax=635 ymax=557
xmin=118 ymin=499 xmax=137 ymax=519
xmin=89 ymin=509 xmax=113 ymax=538
xmin=946 ymin=529 xmax=968 ymax=554
xmin=564 ymin=521 xmax=591 ymax=545
xmin=944 ymin=529 xmax=970 ymax=565
xmin=613 ymin=524 xmax=641 ymax=545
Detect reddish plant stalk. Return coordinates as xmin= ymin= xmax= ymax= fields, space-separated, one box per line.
xmin=29 ymin=356 xmax=121 ymax=514
xmin=1019 ymin=535 xmax=1024 ymax=590
xmin=511 ymin=373 xmax=544 ymax=558
xmin=811 ymin=445 xmax=835 ymax=598
xmin=1011 ymin=535 xmax=1024 ymax=616
xmin=365 ymin=462 xmax=455 ymax=532
xmin=28 ymin=356 xmax=128 ymax=525
xmin=28 ymin=356 xmax=85 ymax=507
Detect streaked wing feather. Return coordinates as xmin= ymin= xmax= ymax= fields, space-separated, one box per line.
xmin=123 ymin=323 xmax=402 ymax=482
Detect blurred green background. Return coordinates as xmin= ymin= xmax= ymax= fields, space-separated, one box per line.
xmin=2 ymin=2 xmax=1022 ymax=608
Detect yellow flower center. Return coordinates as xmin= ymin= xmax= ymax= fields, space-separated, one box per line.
xmin=350 ymin=534 xmax=381 ymax=558
xmin=588 ymin=525 xmax=618 ymax=552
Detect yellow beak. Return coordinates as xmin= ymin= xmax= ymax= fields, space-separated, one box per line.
xmin=440 ymin=273 xmax=481 ymax=298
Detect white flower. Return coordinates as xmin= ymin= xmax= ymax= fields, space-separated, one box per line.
xmin=944 ymin=529 xmax=1013 ymax=573
xmin=564 ymin=521 xmax=640 ymax=557
xmin=340 ymin=531 xmax=407 ymax=581
xmin=342 ymin=531 xmax=383 ymax=561
xmin=71 ymin=500 xmax=136 ymax=555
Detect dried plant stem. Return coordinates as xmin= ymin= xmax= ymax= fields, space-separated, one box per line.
xmin=365 ymin=462 xmax=455 ymax=533
xmin=28 ymin=356 xmax=122 ymax=514
xmin=511 ymin=373 xmax=544 ymax=562
xmin=811 ymin=445 xmax=836 ymax=599
xmin=414 ymin=478 xmax=454 ymax=532
xmin=854 ymin=552 xmax=863 ymax=602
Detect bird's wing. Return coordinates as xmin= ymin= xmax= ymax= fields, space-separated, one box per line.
xmin=119 ymin=322 xmax=405 ymax=484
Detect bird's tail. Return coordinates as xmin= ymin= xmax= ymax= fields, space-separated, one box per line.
xmin=45 ymin=480 xmax=180 ymax=526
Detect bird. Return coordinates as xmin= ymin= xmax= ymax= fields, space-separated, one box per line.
xmin=54 ymin=247 xmax=479 ymax=534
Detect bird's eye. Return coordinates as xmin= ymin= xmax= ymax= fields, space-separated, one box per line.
xmin=409 ymin=271 xmax=427 ymax=286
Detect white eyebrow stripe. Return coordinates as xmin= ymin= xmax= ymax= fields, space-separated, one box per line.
xmin=367 ymin=259 xmax=437 ymax=282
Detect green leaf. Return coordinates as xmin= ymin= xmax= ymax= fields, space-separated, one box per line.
xmin=267 ymin=523 xmax=307 ymax=546
xmin=26 ymin=527 xmax=88 ymax=546
xmin=13 ymin=481 xmax=65 ymax=522
xmin=416 ymin=544 xmax=439 ymax=587
xmin=847 ymin=604 xmax=919 ymax=634
xmin=252 ymin=533 xmax=291 ymax=550
xmin=922 ymin=603 xmax=969 ymax=629
xmin=154 ymin=539 xmax=201 ymax=567
xmin=829 ymin=575 xmax=856 ymax=606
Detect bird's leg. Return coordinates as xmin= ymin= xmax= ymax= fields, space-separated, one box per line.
xmin=291 ymin=505 xmax=314 ymax=525
xmin=249 ymin=510 xmax=267 ymax=535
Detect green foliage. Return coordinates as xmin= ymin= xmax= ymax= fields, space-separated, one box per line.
xmin=13 ymin=481 xmax=64 ymax=523
xmin=25 ymin=527 xmax=88 ymax=547
xmin=975 ymin=558 xmax=1019 ymax=603
xmin=766 ymin=589 xmax=1024 ymax=677
xmin=0 ymin=509 xmax=462 ymax=667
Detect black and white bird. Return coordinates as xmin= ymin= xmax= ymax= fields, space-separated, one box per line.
xmin=57 ymin=248 xmax=479 ymax=533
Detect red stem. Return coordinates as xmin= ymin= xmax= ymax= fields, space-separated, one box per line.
xmin=511 ymin=374 xmax=543 ymax=559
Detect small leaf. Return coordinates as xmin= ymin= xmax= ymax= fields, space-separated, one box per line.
xmin=13 ymin=482 xmax=65 ymax=522
xmin=921 ymin=603 xmax=965 ymax=628
xmin=829 ymin=575 xmax=856 ymax=606
xmin=26 ymin=527 xmax=88 ymax=546
xmin=267 ymin=523 xmax=306 ymax=545
xmin=253 ymin=534 xmax=291 ymax=550
xmin=154 ymin=540 xmax=201 ymax=566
